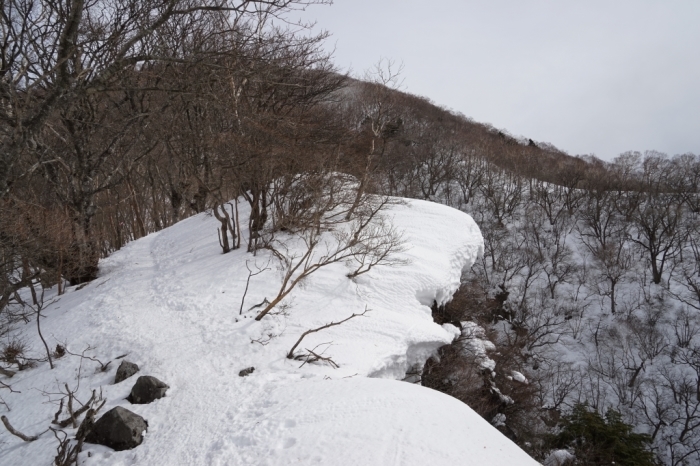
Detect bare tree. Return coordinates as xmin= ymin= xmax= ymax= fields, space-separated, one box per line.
xmin=479 ymin=166 xmax=523 ymax=226
xmin=577 ymin=186 xmax=633 ymax=314
xmin=631 ymin=194 xmax=686 ymax=286
xmin=345 ymin=58 xmax=404 ymax=220
xmin=1 ymin=1 xmax=330 ymax=197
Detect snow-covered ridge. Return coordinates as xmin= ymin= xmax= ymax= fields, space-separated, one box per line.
xmin=1 ymin=197 xmax=540 ymax=465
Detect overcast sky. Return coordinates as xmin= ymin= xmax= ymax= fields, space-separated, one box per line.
xmin=293 ymin=0 xmax=700 ymax=160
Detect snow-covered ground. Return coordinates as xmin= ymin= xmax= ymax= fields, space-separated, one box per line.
xmin=0 ymin=197 xmax=540 ymax=465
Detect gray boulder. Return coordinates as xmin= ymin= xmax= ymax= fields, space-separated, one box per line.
xmin=128 ymin=376 xmax=169 ymax=404
xmin=84 ymin=406 xmax=147 ymax=451
xmin=114 ymin=360 xmax=139 ymax=384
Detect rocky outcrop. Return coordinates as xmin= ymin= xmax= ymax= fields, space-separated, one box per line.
xmin=127 ymin=376 xmax=169 ymax=404
xmin=114 ymin=360 xmax=139 ymax=384
xmin=84 ymin=407 xmax=148 ymax=451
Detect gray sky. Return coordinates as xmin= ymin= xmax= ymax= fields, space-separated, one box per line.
xmin=293 ymin=0 xmax=700 ymax=160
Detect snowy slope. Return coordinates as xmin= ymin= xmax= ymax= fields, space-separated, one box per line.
xmin=0 ymin=197 xmax=540 ymax=465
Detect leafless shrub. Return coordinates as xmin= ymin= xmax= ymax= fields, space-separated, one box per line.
xmin=287 ymin=308 xmax=368 ymax=360
xmin=648 ymin=364 xmax=700 ymax=465
xmin=536 ymin=363 xmax=582 ymax=412
xmin=50 ymin=388 xmax=106 ymax=466
xmin=513 ymin=300 xmax=567 ymax=354
xmin=563 ymin=300 xmax=589 ymax=340
xmin=255 ymin=197 xmax=405 ymax=321
xmin=51 ymin=427 xmax=80 ymax=466
xmin=250 ymin=319 xmax=287 ymax=346
xmin=0 ymin=337 xmax=37 ymax=371
xmin=51 ymin=388 xmax=104 ymax=429
xmin=479 ymin=167 xmax=523 ymax=226
xmin=1 ymin=338 xmax=27 ymax=367
xmin=627 ymin=306 xmax=669 ymax=362
xmin=239 ymin=260 xmax=271 ymax=315
xmin=295 ymin=343 xmax=339 ymax=368
xmin=269 ymin=172 xmax=353 ymax=234
xmin=345 ymin=215 xmax=407 ymax=278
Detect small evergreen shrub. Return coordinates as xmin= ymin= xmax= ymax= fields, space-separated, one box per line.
xmin=548 ymin=403 xmax=657 ymax=466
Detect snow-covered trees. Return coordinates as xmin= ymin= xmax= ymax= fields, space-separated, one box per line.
xmin=412 ymin=150 xmax=700 ymax=464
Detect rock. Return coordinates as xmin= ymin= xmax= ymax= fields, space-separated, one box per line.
xmin=127 ymin=376 xmax=169 ymax=404
xmin=84 ymin=407 xmax=147 ymax=451
xmin=239 ymin=367 xmax=255 ymax=377
xmin=114 ymin=361 xmax=139 ymax=384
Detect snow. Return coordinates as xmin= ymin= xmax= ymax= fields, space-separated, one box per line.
xmin=543 ymin=449 xmax=575 ymax=466
xmin=459 ymin=321 xmax=497 ymax=371
xmin=0 ymin=197 xmax=540 ymax=465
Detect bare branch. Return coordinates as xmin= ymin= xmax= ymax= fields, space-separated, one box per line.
xmin=239 ymin=259 xmax=270 ymax=315
xmin=287 ymin=307 xmax=369 ymax=359
xmin=1 ymin=415 xmax=39 ymax=441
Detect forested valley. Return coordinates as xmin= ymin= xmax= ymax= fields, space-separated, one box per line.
xmin=2 ymin=1 xmax=700 ymax=464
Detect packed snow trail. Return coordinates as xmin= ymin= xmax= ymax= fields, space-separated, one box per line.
xmin=0 ymin=198 xmax=539 ymax=465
